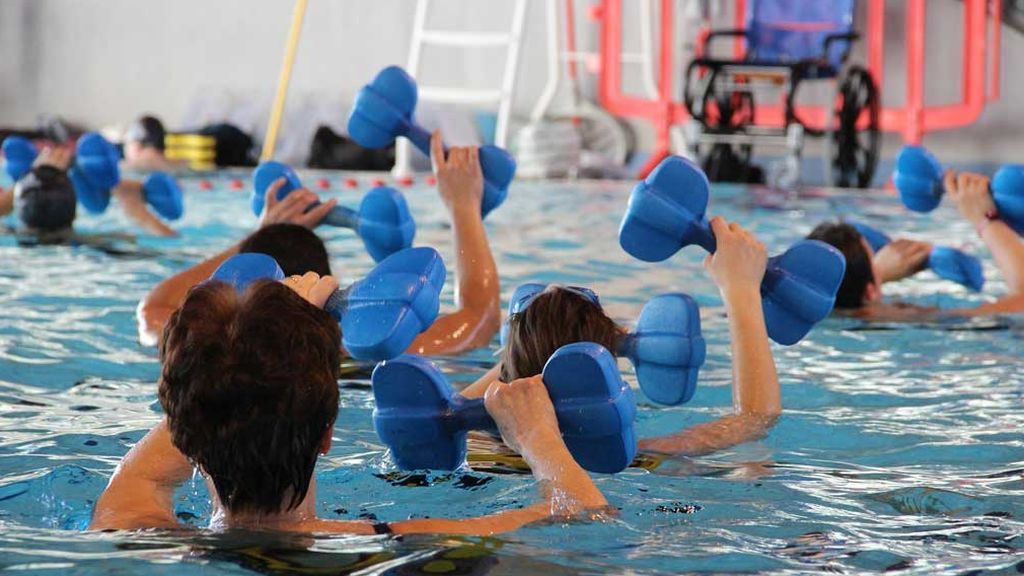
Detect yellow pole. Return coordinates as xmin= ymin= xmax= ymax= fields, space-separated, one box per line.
xmin=261 ymin=0 xmax=309 ymax=161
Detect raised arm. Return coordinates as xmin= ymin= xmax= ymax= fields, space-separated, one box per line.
xmin=409 ymin=132 xmax=501 ymax=355
xmin=136 ymin=180 xmax=335 ymax=346
xmin=946 ymin=171 xmax=1024 ymax=314
xmin=89 ymin=419 xmax=192 ymax=531
xmin=640 ymin=217 xmax=781 ymax=456
xmin=0 ymin=187 xmax=11 ymax=217
xmin=112 ymin=180 xmax=178 ymax=237
xmin=392 ymin=375 xmax=607 ymax=535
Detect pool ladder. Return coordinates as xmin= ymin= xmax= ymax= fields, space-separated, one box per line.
xmin=393 ymin=0 xmax=528 ymax=177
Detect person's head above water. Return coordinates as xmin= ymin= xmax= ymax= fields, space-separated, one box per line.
xmin=500 ymin=286 xmax=621 ymax=382
xmin=13 ymin=165 xmax=77 ymax=237
xmin=806 ymin=221 xmax=878 ymax=309
xmin=158 ymin=279 xmax=341 ymax=515
xmin=238 ymin=223 xmax=331 ymax=277
xmin=123 ymin=115 xmax=167 ymax=156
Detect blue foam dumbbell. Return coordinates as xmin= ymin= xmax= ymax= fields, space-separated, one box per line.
xmin=850 ymin=221 xmax=984 ymax=292
xmin=209 ymin=246 xmax=447 ymax=360
xmin=618 ymin=155 xmax=846 ymax=346
xmin=2 ymin=137 xmax=39 ymax=182
xmin=3 ymin=134 xmax=183 ymax=220
xmin=501 ymin=283 xmax=705 ymax=406
xmin=347 ymin=66 xmax=515 ymax=218
xmin=251 ymin=161 xmax=414 ymax=262
xmin=893 ymin=145 xmax=1024 ymax=235
xmin=372 ymin=342 xmax=637 ymax=474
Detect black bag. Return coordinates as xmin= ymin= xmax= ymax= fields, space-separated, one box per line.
xmin=308 ymin=125 xmax=394 ymax=170
xmin=198 ymin=123 xmax=257 ymax=167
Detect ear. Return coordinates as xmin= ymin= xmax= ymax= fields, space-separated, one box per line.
xmin=863 ymin=280 xmax=882 ymax=304
xmin=318 ymin=427 xmax=333 ymax=456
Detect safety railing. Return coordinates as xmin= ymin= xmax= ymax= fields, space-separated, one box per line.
xmin=595 ymin=0 xmax=1003 ymax=177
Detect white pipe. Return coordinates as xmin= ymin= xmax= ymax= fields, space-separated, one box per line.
xmin=530 ymin=0 xmax=562 ymax=123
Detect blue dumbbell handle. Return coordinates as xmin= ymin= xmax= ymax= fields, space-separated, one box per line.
xmin=444 ymin=396 xmax=500 ymax=435
xmin=323 ymin=284 xmax=355 ymax=322
xmin=323 ymin=205 xmax=359 ymax=229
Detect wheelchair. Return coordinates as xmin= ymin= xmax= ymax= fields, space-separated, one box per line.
xmin=683 ymin=0 xmax=880 ymax=188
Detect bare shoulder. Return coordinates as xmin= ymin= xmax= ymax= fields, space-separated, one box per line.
xmin=89 ymin=510 xmax=182 ymax=531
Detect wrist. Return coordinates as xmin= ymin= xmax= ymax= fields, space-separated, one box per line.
xmin=516 ymin=427 xmax=567 ymax=463
xmin=720 ymin=283 xmax=761 ymax=304
xmin=974 ymin=209 xmax=1000 ymax=237
xmin=450 ymin=202 xmax=482 ymax=222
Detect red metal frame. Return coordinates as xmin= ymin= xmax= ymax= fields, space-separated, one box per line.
xmin=596 ymin=0 xmax=1002 ymax=177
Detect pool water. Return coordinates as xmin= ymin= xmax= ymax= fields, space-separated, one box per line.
xmin=0 ymin=172 xmax=1022 ymax=574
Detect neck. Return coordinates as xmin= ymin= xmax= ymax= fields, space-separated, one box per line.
xmin=209 ymin=476 xmax=320 ymax=531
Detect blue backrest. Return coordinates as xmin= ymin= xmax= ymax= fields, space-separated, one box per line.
xmin=747 ymin=0 xmax=856 ymax=68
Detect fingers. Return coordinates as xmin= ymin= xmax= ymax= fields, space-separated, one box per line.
xmin=943 ymin=170 xmax=958 ymax=197
xmin=430 ymin=130 xmax=445 ymax=171
xmin=709 ymin=216 xmax=730 ymax=238
xmin=264 ymin=178 xmax=285 ymax=210
xmin=308 ymin=275 xmax=340 ymax=309
xmin=274 ymin=188 xmax=319 ymax=223
xmin=296 ymin=197 xmax=337 ymax=229
xmin=283 ymin=272 xmax=337 ymax=309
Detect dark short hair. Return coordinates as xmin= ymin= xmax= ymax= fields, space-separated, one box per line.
xmin=125 ymin=115 xmax=166 ymax=151
xmin=807 ymin=221 xmax=874 ymax=309
xmin=158 ymin=280 xmax=341 ymax=514
xmin=14 ymin=166 xmax=76 ymax=233
xmin=500 ymin=287 xmax=621 ymax=382
xmin=238 ymin=224 xmax=331 ymax=277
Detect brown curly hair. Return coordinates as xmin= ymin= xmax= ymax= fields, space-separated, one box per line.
xmin=158 ymin=280 xmax=341 ymax=514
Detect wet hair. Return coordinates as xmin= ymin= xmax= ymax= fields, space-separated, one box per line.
xmin=124 ymin=115 xmax=166 ymax=151
xmin=158 ymin=280 xmax=341 ymax=515
xmin=13 ymin=166 xmax=76 ymax=233
xmin=238 ymin=224 xmax=331 ymax=277
xmin=807 ymin=221 xmax=874 ymax=309
xmin=500 ymin=287 xmax=622 ymax=382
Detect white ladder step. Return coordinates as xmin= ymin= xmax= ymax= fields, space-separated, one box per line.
xmin=420 ymin=30 xmax=512 ymax=47
xmin=418 ymin=87 xmax=504 ymax=104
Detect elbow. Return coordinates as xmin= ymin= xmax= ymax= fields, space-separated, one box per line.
xmin=136 ymin=299 xmax=168 ymax=347
xmin=740 ymin=409 xmax=780 ymax=433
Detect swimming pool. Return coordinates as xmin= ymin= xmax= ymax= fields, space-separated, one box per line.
xmin=0 ymin=171 xmax=1021 ymax=574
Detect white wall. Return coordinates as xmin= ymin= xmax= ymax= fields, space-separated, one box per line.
xmin=1 ymin=0 xmax=1021 ymax=164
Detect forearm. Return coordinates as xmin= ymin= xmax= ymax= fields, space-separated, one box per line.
xmin=459 ymin=364 xmax=501 ymax=399
xmin=980 ymin=221 xmax=1024 ymax=295
xmin=137 ymin=242 xmax=240 ymax=346
xmin=391 ymin=502 xmax=550 ymax=536
xmin=113 ymin=181 xmax=177 ymax=237
xmin=723 ymin=287 xmax=780 ymax=416
xmin=410 ymin=206 xmax=500 ymax=354
xmin=392 ymin=440 xmax=606 ymax=536
xmin=519 ymin=432 xmax=607 ymax=510
xmin=639 ymin=412 xmax=777 ymax=456
xmin=90 ymin=419 xmax=192 ymax=530
xmin=0 ymin=189 xmax=12 ymax=217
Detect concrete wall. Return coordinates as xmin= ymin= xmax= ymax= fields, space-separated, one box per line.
xmin=1 ymin=0 xmax=1021 ymax=165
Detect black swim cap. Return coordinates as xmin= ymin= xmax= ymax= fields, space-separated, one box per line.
xmin=14 ymin=166 xmax=77 ymax=233
xmin=124 ymin=115 xmax=166 ymax=151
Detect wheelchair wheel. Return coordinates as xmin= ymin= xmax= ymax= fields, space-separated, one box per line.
xmin=699 ymin=90 xmax=760 ymax=183
xmin=830 ymin=66 xmax=880 ymax=188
